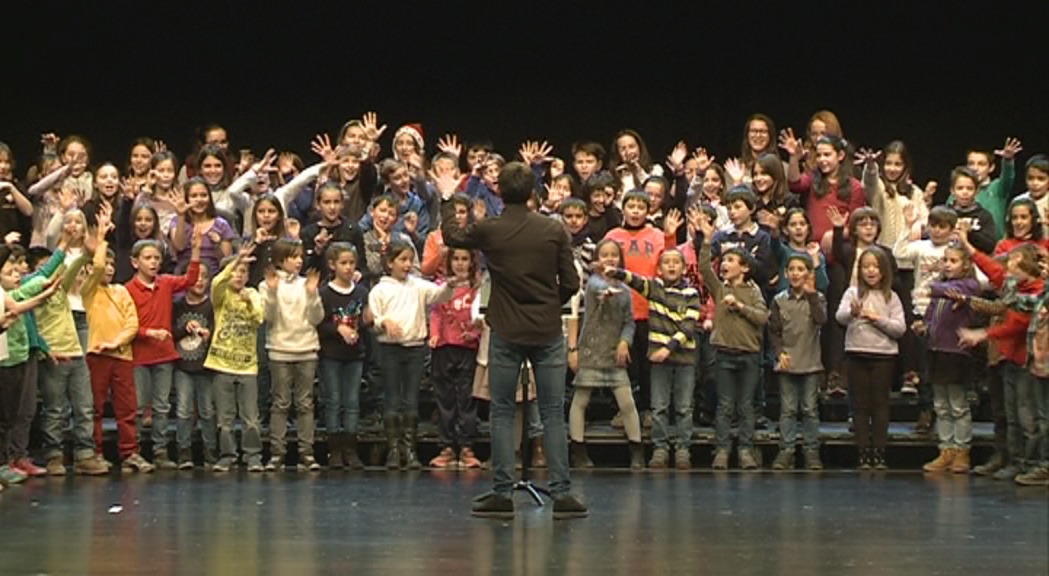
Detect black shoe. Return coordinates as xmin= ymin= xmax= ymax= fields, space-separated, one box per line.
xmin=471 ymin=491 xmax=515 ymax=519
xmin=552 ymin=494 xmax=589 ymax=520
xmin=755 ymin=415 xmax=770 ymax=430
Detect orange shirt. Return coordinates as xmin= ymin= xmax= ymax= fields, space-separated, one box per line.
xmin=604 ymin=226 xmax=664 ymax=320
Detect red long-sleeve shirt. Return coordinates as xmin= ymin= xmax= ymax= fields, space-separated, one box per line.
xmin=789 ymin=173 xmax=866 ymax=249
xmin=125 ymin=262 xmax=201 ymax=366
xmin=974 ymin=250 xmax=1043 ymax=365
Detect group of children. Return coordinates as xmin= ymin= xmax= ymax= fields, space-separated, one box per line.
xmin=0 ymin=110 xmax=1047 ymax=491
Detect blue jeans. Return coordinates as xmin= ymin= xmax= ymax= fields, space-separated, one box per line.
xmin=73 ymin=311 xmax=89 ymax=358
xmin=174 ymin=369 xmax=217 ymax=453
xmin=650 ymin=363 xmax=695 ymax=450
xmin=488 ymin=331 xmax=570 ymax=497
xmin=39 ymin=357 xmax=95 ymax=460
xmin=378 ymin=344 xmax=426 ymax=417
xmin=1033 ymin=378 xmax=1048 ymax=466
xmin=135 ymin=362 xmax=174 ymax=451
xmin=715 ymin=351 xmax=760 ymax=451
xmin=1003 ymin=362 xmax=1033 ymax=465
xmin=320 ymin=358 xmax=364 ymax=435
xmin=778 ymin=373 xmax=820 ymax=452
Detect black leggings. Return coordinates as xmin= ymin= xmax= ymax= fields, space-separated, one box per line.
xmin=848 ymin=354 xmax=895 ymax=450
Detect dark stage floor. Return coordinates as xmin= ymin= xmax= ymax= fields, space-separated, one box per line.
xmin=0 ymin=470 xmax=1045 ymax=575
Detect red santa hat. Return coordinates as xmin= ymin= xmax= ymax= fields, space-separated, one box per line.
xmin=394 ymin=123 xmax=425 ymax=153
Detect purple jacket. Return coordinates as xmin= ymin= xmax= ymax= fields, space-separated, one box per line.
xmin=925 ymin=277 xmax=981 ymax=355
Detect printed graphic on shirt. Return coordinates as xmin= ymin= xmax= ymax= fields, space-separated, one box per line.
xmin=331 ymin=298 xmax=365 ymax=329
xmin=176 ymin=310 xmax=211 ymax=362
xmin=210 ymin=304 xmax=257 ymax=367
xmin=956 ymin=216 xmax=982 ymax=232
xmin=625 ymin=239 xmax=656 ymax=259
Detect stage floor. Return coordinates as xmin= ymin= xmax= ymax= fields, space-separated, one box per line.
xmin=1 ymin=470 xmax=1045 ymax=575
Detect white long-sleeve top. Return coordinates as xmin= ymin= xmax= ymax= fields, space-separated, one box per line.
xmin=835 ymin=287 xmax=906 ymax=356
xmin=259 ymin=271 xmax=325 ymax=361
xmin=369 ymin=275 xmax=453 ymax=346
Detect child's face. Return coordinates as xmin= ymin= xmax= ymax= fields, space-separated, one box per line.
xmin=255 ymin=201 xmax=280 ymax=232
xmin=394 ymin=134 xmax=417 ymax=160
xmin=342 ymin=125 xmax=368 ymax=153
xmin=154 ymin=159 xmax=176 ymax=189
xmin=684 ymin=158 xmax=699 ymax=183
xmin=130 ymin=145 xmax=152 ymax=176
xmin=280 ymin=250 xmax=304 ymax=275
xmin=371 ymin=201 xmax=396 ymax=231
xmin=854 ymin=217 xmax=879 ymax=245
xmin=808 ymin=119 xmax=827 ymax=145
xmin=643 ymin=182 xmax=664 ymax=214
xmin=482 ymin=163 xmax=500 ymax=189
xmin=1005 ymin=252 xmax=1033 ymax=280
xmin=596 ymin=242 xmax=621 ymax=270
xmin=859 ymin=253 xmax=883 ymax=288
xmin=64 ymin=213 xmax=86 ymax=240
xmin=658 ymin=252 xmax=684 ymax=283
xmin=0 ymin=152 xmax=12 ymax=181
xmin=0 ymin=262 xmax=20 ymax=290
xmin=318 ymin=190 xmax=344 ymax=222
xmin=719 ymin=253 xmax=748 ymax=283
xmin=433 ymin=158 xmax=458 ymax=179
xmin=702 ymin=168 xmax=723 ymax=199
xmin=966 ymin=152 xmax=993 ymax=183
xmin=229 ymin=263 xmax=249 ymax=291
xmin=622 ymin=198 xmax=648 ymax=227
xmin=747 ymin=119 xmax=771 ymax=152
xmin=786 ymin=213 xmax=809 ymax=244
xmin=450 ymin=249 xmax=472 ymax=278
xmin=102 ymin=256 xmax=116 ymax=285
xmin=1027 ymin=167 xmax=1049 ymax=199
xmin=466 ymin=148 xmax=488 ymax=170
xmin=546 ymin=179 xmax=571 ymax=209
xmin=727 ymin=199 xmax=752 ymax=227
xmin=814 ymin=143 xmax=842 ymax=175
xmin=450 ymin=202 xmax=469 ymax=228
xmin=95 ymin=165 xmax=120 ymax=198
xmin=63 ymin=142 xmax=88 ymax=176
xmin=751 ymin=164 xmax=773 ymax=194
xmin=883 ymin=153 xmax=906 ymax=182
xmin=786 ymin=259 xmax=810 ymax=289
xmin=188 ymin=184 xmax=211 ymax=214
xmin=190 ymin=268 xmax=209 ymax=296
xmin=573 ymin=152 xmax=599 ymax=181
xmin=133 ymin=246 xmax=163 ymax=279
xmin=616 ymin=135 xmax=640 ymax=164
xmin=199 ymin=156 xmax=225 ymax=187
xmin=13 ymin=257 xmax=28 ymax=276
xmin=134 ymin=209 xmax=156 ymax=239
xmin=928 ymin=221 xmax=953 ymax=245
xmin=389 ymin=167 xmax=411 ymax=195
xmin=339 ymin=154 xmax=361 ymax=181
xmin=330 ymin=251 xmax=357 ymax=282
xmin=562 ymin=207 xmax=588 ymax=235
xmin=588 ymin=190 xmax=608 ymax=214
xmin=952 ymin=176 xmax=977 ymax=207
xmin=941 ymin=250 xmax=967 ymax=279
xmin=1011 ymin=206 xmax=1034 ymax=238
xmin=205 ymin=128 xmax=228 ymax=150
xmin=389 ymin=249 xmax=414 ymax=279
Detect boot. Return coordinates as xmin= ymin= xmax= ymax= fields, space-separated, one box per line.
xmin=914 ymin=411 xmax=933 ymax=435
xmin=401 ymin=415 xmax=421 ymax=470
xmin=531 ymin=436 xmax=547 ymax=468
xmin=571 ymin=441 xmax=594 ymax=468
xmin=950 ymin=448 xmax=971 ymax=474
xmin=923 ymin=448 xmax=956 ymax=473
xmin=328 ymin=433 xmax=346 ymax=470
xmin=385 ymin=415 xmax=401 ymax=470
xmin=629 ymin=442 xmax=645 ymax=471
xmin=973 ymin=451 xmax=1006 ymax=476
xmin=344 ymin=435 xmax=364 ymax=469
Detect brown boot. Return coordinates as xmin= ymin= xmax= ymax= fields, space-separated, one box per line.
xmin=950 ymin=448 xmax=971 ymax=474
xmin=328 ymin=433 xmax=346 ymax=470
xmin=344 ymin=435 xmax=364 ymax=469
xmin=923 ymin=448 xmax=955 ymax=472
xmin=531 ymin=436 xmax=547 ymax=468
xmin=74 ymin=455 xmax=109 ymax=476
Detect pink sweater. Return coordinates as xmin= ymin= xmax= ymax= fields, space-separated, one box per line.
xmin=429 ymin=284 xmax=481 ymax=349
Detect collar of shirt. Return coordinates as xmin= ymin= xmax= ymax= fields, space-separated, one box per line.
xmin=735 ymin=221 xmax=760 ymax=236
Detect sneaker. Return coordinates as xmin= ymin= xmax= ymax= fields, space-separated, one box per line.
xmin=973 ymin=452 xmax=1005 ymax=476
xmin=610 ymin=411 xmax=624 ymax=429
xmin=212 ymin=457 xmax=233 ymax=472
xmin=265 ymin=457 xmax=283 ymax=472
xmin=1015 ymin=466 xmax=1049 ymax=486
xmin=992 ymin=464 xmax=1020 ymax=481
xmin=11 ymin=458 xmax=47 ymax=478
xmin=297 ymin=456 xmax=321 ymax=472
xmin=901 ymin=372 xmax=920 ymax=395
xmin=649 ymin=447 xmax=670 ymax=469
xmin=121 ymin=453 xmax=155 ymax=474
xmin=711 ymin=449 xmax=729 ymax=470
xmin=739 ymin=448 xmax=758 ymax=470
xmin=552 ymin=494 xmax=589 ymax=519
xmin=804 ymin=449 xmax=823 ymax=471
xmin=429 ymin=447 xmax=458 ymax=469
xmin=771 ymin=450 xmax=794 ymax=471
xmin=247 ymin=456 xmax=264 ymax=473
xmin=46 ymin=456 xmax=67 ymax=476
xmin=471 ymin=491 xmax=515 ymax=519
xmin=75 ymin=455 xmax=109 ymax=476
xmin=0 ymin=464 xmax=28 ymax=485
xmin=858 ymin=448 xmax=872 ymax=470
xmin=872 ymin=449 xmax=888 ymax=470
xmin=674 ymin=448 xmax=692 ymax=470
xmin=154 ymin=453 xmax=178 ymax=471
xmin=178 ymin=448 xmax=194 ymax=470
xmin=458 ymin=448 xmax=482 ymax=469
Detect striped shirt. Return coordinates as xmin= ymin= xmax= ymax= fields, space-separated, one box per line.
xmin=613 ymin=270 xmax=701 ymax=365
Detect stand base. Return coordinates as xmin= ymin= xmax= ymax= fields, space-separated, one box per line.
xmin=512 ymin=480 xmax=551 ymax=506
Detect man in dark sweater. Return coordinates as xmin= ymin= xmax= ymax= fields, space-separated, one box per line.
xmin=440 ymin=161 xmax=586 ymax=519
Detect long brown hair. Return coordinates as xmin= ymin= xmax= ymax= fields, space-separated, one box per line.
xmin=856 ymin=246 xmax=895 ymax=302
xmin=741 ymin=114 xmax=777 ymax=168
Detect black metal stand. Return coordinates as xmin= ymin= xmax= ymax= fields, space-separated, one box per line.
xmin=512 ymin=363 xmax=550 ymax=506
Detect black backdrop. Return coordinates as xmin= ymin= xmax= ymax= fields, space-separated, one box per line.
xmin=4 ymin=2 xmax=1048 ymax=192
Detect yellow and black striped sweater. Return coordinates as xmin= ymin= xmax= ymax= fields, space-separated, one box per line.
xmin=612 ymin=270 xmax=701 ymax=365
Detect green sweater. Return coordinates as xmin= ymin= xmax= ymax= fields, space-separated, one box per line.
xmin=0 ymin=276 xmax=51 ymax=367
xmin=699 ymin=242 xmax=769 ymax=353
xmin=977 ymin=159 xmax=1015 ymax=240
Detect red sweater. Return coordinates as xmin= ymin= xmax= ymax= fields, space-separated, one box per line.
xmin=974 ymin=251 xmax=1044 ymax=365
xmin=789 ymin=173 xmax=866 ymax=245
xmin=604 ymin=225 xmax=664 ymax=320
xmin=429 ymin=284 xmax=481 ymax=349
xmin=993 ymin=236 xmax=1049 ymax=257
xmin=125 ymin=262 xmax=201 ymax=366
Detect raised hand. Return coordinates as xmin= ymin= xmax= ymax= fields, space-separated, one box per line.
xmin=251 ymin=148 xmax=278 ymax=176
xmin=96 ymin=202 xmax=114 ymax=236
xmin=171 ymin=192 xmax=188 ymax=215
xmin=806 ymin=242 xmax=823 ymax=268
xmin=362 ymin=112 xmax=387 ymax=141
xmin=826 ymin=206 xmax=848 ymax=229
xmin=237 ymin=240 xmax=257 ymax=263
xmin=429 ymin=168 xmax=460 ymax=199
xmin=995 ymin=137 xmax=1023 ymax=160
xmin=305 ymin=268 xmax=321 ymax=295
xmin=954 ymin=219 xmax=973 ymax=249
xmin=41 ymin=132 xmax=60 ymax=152
xmin=286 ymin=217 xmax=301 ymax=240
xmin=903 ymin=203 xmax=917 ymax=227
xmin=692 ymin=147 xmax=714 ymax=172
xmin=696 ymin=207 xmax=715 ymax=242
xmin=57 ymin=185 xmax=79 ymax=211
xmin=3 ymin=231 xmax=20 ymax=246
xmin=314 ymin=227 xmax=331 ymax=251
xmin=778 ymin=128 xmax=804 ymax=158
xmin=264 ymin=267 xmax=280 ymax=292
xmin=437 ymin=134 xmax=462 ymax=158
xmin=254 ymin=225 xmax=274 ymax=244
xmin=311 ymin=134 xmax=337 ymax=165
xmin=723 ymin=157 xmax=745 ymax=185
xmin=853 ymin=148 xmax=882 ymax=166
xmin=664 ymin=208 xmax=683 ymax=237
xmin=666 ymin=141 xmax=688 ymax=173
xmin=402 ymin=211 xmax=419 ymax=235
xmin=154 ymin=140 xmax=168 ymax=153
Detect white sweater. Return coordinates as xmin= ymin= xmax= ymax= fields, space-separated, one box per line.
xmin=369 ymin=275 xmax=453 ymax=346
xmin=259 ymin=272 xmax=325 ymax=361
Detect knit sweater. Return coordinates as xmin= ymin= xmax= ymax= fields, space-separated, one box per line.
xmin=862 ymin=163 xmax=925 ymax=251
xmin=613 ymin=270 xmax=700 ymax=364
xmin=577 ymin=274 xmax=635 ymax=370
xmin=699 ymin=242 xmax=769 ymax=353
xmin=369 ymin=275 xmax=453 ymax=346
xmin=0 ymin=276 xmax=51 ymax=367
xmin=769 ymin=289 xmax=827 ymax=374
xmin=835 ymin=287 xmax=906 ymax=356
xmin=260 ymin=271 xmax=325 ymax=362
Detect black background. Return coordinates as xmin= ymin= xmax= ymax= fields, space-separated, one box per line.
xmin=5 ymin=2 xmax=1048 ymax=190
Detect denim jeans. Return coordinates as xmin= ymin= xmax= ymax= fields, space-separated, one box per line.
xmin=320 ymin=358 xmax=364 ymax=435
xmin=268 ymin=360 xmax=318 ymax=458
xmin=778 ymin=373 xmax=820 ymax=451
xmin=378 ymin=344 xmax=426 ymax=417
xmin=1011 ymin=363 xmax=1042 ymax=464
xmin=1032 ymin=378 xmax=1048 ymax=466
xmin=488 ymin=331 xmax=570 ymax=497
xmin=694 ymin=331 xmax=717 ymax=417
xmin=650 ymin=363 xmax=695 ymax=450
xmin=39 ymin=357 xmax=95 ymax=460
xmin=715 ymin=351 xmax=760 ymax=451
xmin=135 ymin=362 xmax=174 ymax=451
xmin=73 ymin=311 xmax=89 ymax=359
xmin=213 ymin=373 xmax=262 ymax=459
xmin=1003 ymin=362 xmax=1032 ymax=464
xmin=174 ymin=369 xmax=217 ymax=453
xmin=256 ymin=326 xmax=271 ymax=424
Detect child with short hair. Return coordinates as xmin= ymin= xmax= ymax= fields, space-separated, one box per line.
xmin=361 ymin=195 xmax=420 ymax=286
xmin=769 ymin=253 xmax=827 ymax=471
xmin=582 ymin=172 xmax=622 ymax=241
xmin=710 ymin=186 xmax=775 ymax=297
xmin=317 ymin=243 xmax=370 ymax=469
xmin=947 ymin=167 xmax=998 ymax=254
xmin=204 ymin=243 xmax=265 ymax=472
xmin=421 ymin=193 xmax=471 ymax=281
xmin=81 ymin=206 xmax=154 ymax=473
xmin=172 ymin=264 xmax=217 ymax=469
xmin=260 ymin=238 xmax=325 ymax=472
xmin=959 ymin=137 xmax=1022 ymax=240
xmin=560 ymin=198 xmax=595 ymax=282
xmin=1017 ymin=154 xmax=1049 ymax=238
xmin=698 ymin=213 xmax=769 ymax=470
